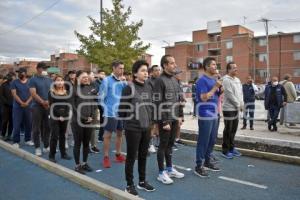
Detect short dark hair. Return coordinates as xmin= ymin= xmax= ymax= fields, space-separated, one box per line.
xmin=148 ymin=65 xmax=159 ymax=73
xmin=76 ymin=70 xmax=87 ymax=78
xmin=97 ymin=69 xmax=105 ymax=73
xmin=202 ymin=57 xmax=216 ymax=71
xmin=124 ymin=72 xmax=132 ymax=76
xmin=160 ymin=55 xmax=173 ymax=68
xmin=111 ymin=60 xmax=124 ymax=68
xmin=132 ymin=60 xmax=149 ymax=77
xmin=226 ymin=62 xmax=236 ymax=73
xmin=36 ymin=62 xmax=47 ymax=69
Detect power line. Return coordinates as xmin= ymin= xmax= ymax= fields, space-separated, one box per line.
xmin=0 ymin=0 xmax=61 ymax=36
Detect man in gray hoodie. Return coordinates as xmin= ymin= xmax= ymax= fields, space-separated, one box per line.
xmin=222 ymin=62 xmax=243 ymax=159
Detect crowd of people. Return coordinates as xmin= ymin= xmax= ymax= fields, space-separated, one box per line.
xmin=0 ymin=54 xmax=297 ymax=196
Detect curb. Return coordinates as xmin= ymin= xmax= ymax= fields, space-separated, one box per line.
xmin=0 ymin=140 xmax=143 ymax=200
xmin=181 ymin=139 xmax=300 ymax=166
xmin=181 ymin=129 xmax=300 ymax=157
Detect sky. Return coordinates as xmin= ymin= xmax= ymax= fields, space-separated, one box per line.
xmin=1 ymin=0 xmax=300 ymax=65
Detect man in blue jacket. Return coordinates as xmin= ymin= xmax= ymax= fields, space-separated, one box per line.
xmin=264 ymin=76 xmax=287 ymax=132
xmin=241 ymin=76 xmax=258 ymax=130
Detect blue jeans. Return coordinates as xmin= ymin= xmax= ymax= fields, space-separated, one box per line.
xmin=196 ymin=118 xmax=218 ymax=166
xmin=243 ymin=103 xmax=255 ymax=128
xmin=12 ymin=106 xmax=32 ymax=143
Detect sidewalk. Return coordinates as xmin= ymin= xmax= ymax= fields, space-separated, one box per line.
xmin=181 ymin=115 xmax=300 ymax=156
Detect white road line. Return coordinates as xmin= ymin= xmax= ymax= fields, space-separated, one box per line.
xmin=218 ymin=176 xmax=268 ymax=189
xmin=173 ymin=165 xmax=192 ymax=171
xmin=163 ymin=162 xmax=192 ymax=171
xmin=111 ymin=151 xmax=192 ymax=171
xmin=112 ymin=150 xmax=127 ymax=156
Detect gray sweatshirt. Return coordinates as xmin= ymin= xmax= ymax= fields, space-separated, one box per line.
xmin=222 ymin=75 xmax=244 ymax=111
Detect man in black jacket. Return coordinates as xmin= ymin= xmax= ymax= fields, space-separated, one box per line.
xmin=146 ymin=65 xmax=161 ymax=153
xmin=153 ymin=55 xmax=185 ymax=185
xmin=0 ymin=72 xmax=16 ymax=141
xmin=119 ymin=60 xmax=155 ymax=196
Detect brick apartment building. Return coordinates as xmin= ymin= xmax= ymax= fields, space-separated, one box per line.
xmin=0 ymin=52 xmax=152 ymax=76
xmin=165 ymin=20 xmax=300 ymax=84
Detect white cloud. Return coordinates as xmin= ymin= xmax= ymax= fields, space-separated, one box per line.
xmin=1 ymin=0 xmax=300 ymax=65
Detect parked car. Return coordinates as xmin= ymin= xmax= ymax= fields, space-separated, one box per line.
xmin=182 ymin=84 xmax=192 ymax=99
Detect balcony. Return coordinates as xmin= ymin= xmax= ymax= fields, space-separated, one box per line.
xmin=208 ymin=41 xmax=221 ymax=51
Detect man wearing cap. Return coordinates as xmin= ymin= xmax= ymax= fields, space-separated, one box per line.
xmin=29 ymin=62 xmax=52 ymax=156
xmin=11 ymin=67 xmax=33 ymax=147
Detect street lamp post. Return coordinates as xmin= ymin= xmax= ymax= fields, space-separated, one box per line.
xmin=278 ymin=32 xmax=284 ymax=80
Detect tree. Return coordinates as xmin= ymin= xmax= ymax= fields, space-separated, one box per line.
xmin=75 ymin=0 xmax=150 ymax=73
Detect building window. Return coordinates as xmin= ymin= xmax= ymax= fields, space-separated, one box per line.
xmin=258 ymin=38 xmax=267 ymax=46
xmin=256 ymin=69 xmax=268 ymax=78
xmin=226 ymin=56 xmax=233 ymax=63
xmin=293 ymin=34 xmax=300 ymax=43
xmin=294 ymin=68 xmax=300 ymax=77
xmin=188 ymin=62 xmax=200 ymax=69
xmin=293 ymin=51 xmax=300 ymax=60
xmin=196 ymin=57 xmax=203 ymax=63
xmin=196 ymin=44 xmax=204 ymax=52
xmin=226 ymin=41 xmax=233 ymax=49
xmin=258 ymin=53 xmax=267 ymax=62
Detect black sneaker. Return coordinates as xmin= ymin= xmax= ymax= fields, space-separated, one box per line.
xmin=241 ymin=126 xmax=246 ymax=130
xmin=81 ymin=163 xmax=93 ymax=172
xmin=125 ymin=185 xmax=138 ymax=196
xmin=268 ymin=124 xmax=272 ymax=131
xmin=137 ymin=181 xmax=155 ymax=192
xmin=49 ymin=156 xmax=57 ymax=163
xmin=61 ymin=153 xmax=72 ymax=160
xmin=4 ymin=136 xmax=11 ymax=141
xmin=91 ymin=146 xmax=100 ymax=153
xmin=75 ymin=165 xmax=86 ymax=175
xmin=250 ymin=127 xmax=254 ymax=130
xmin=209 ymin=155 xmax=220 ymax=164
xmin=194 ymin=166 xmax=209 ymax=178
xmin=204 ymin=162 xmax=221 ymax=172
xmin=175 ymin=139 xmax=185 ymax=145
xmin=273 ymin=126 xmax=278 ymax=132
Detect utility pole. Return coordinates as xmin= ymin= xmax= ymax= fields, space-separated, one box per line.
xmin=100 ymin=0 xmax=103 ymax=42
xmin=259 ymin=18 xmax=271 ymax=82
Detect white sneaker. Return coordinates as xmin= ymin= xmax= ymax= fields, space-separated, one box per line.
xmin=13 ymin=143 xmax=19 ymax=148
xmin=167 ymin=168 xmax=185 ymax=179
xmin=35 ymin=148 xmax=42 ymax=156
xmin=25 ymin=141 xmax=34 ymax=146
xmin=157 ymin=171 xmax=174 ymax=184
xmin=148 ymin=145 xmax=156 ymax=153
xmin=43 ymin=147 xmax=50 ymax=153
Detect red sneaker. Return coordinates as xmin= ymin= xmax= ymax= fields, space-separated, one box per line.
xmin=103 ymin=156 xmax=111 ymax=168
xmin=115 ymin=154 xmax=126 ymax=163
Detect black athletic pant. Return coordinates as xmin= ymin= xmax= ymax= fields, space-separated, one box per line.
xmin=1 ymin=105 xmax=13 ymax=138
xmin=32 ymin=106 xmax=50 ymax=148
xmin=98 ymin=105 xmax=104 ymax=141
xmin=157 ymin=120 xmax=178 ymax=172
xmin=125 ymin=129 xmax=151 ymax=186
xmin=222 ymin=111 xmax=239 ymax=154
xmin=72 ymin=122 xmax=92 ymax=165
xmin=49 ymin=119 xmax=68 ymax=158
